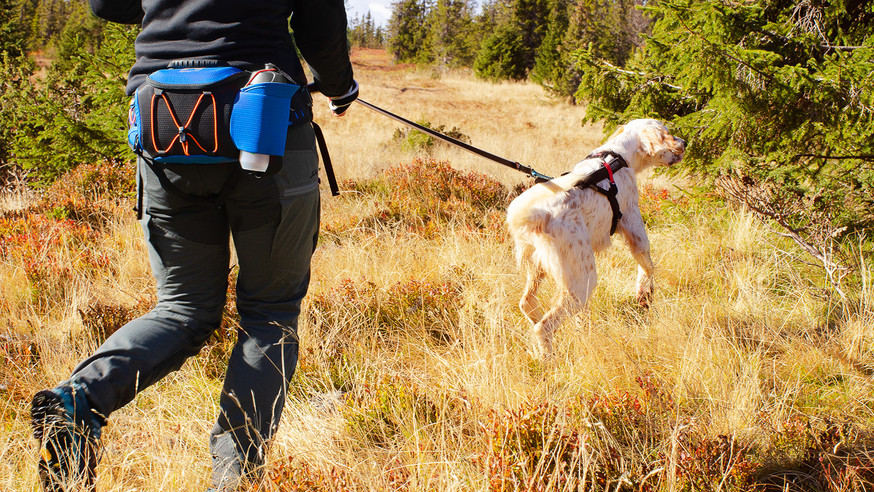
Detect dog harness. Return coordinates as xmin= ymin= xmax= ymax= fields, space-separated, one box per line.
xmin=573 ymin=151 xmax=628 ymax=235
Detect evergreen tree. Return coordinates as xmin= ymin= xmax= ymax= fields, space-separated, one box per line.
xmin=471 ymin=0 xmax=512 ymax=52
xmin=529 ymin=0 xmax=572 ymax=97
xmin=472 ymin=0 xmax=547 ymax=81
xmin=388 ymin=0 xmax=433 ymax=63
xmin=478 ymin=0 xmax=514 ymax=28
xmin=428 ymin=0 xmax=476 ymax=67
xmin=349 ymin=11 xmax=385 ymax=49
xmin=513 ymin=0 xmax=550 ymax=70
xmin=575 ymin=0 xmax=874 ymax=275
xmin=1 ymin=23 xmax=135 ymax=182
xmin=12 ymin=0 xmax=103 ymax=53
xmin=31 ymin=0 xmax=71 ymax=49
xmin=473 ymin=23 xmax=526 ymax=80
xmin=0 ymin=0 xmax=28 ymax=57
xmin=532 ymin=0 xmax=648 ymax=100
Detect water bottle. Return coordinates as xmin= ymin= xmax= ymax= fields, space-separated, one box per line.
xmin=239 ymin=64 xmax=286 ymax=172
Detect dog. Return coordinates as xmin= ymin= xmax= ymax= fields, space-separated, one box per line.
xmin=506 ymin=119 xmax=686 ymax=357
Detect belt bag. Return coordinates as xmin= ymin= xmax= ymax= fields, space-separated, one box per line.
xmin=128 ymin=65 xmax=312 ymax=164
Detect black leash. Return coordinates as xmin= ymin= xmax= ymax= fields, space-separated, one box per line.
xmin=354 ymin=99 xmax=554 ymax=182
xmin=306 ymin=85 xmax=630 ymax=235
xmin=307 ymin=84 xmax=553 ymax=183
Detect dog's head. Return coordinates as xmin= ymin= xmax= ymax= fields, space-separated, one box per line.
xmin=604 ymin=119 xmax=686 ymax=172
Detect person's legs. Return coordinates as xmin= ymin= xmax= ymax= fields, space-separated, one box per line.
xmin=209 ymin=123 xmax=320 ymax=489
xmin=72 ymin=160 xmax=235 ymax=416
xmin=32 ymin=159 xmax=236 ymax=490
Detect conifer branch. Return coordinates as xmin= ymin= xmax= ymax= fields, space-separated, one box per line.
xmin=595 ymin=59 xmax=685 ymax=92
xmin=794 ymin=154 xmax=874 ymax=161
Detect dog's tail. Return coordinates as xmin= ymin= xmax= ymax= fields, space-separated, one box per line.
xmin=507 ymin=201 xmax=553 ymax=274
xmin=507 ymin=207 xmax=550 ymax=237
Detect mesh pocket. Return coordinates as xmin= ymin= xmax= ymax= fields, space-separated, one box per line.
xmin=135 ymin=66 xmax=248 ymax=163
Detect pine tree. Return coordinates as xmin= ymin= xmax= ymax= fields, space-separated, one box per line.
xmin=388 ymin=0 xmax=433 ymax=63
xmin=473 ymin=23 xmax=526 ymax=80
xmin=428 ymin=0 xmax=476 ymax=67
xmin=512 ymin=0 xmax=549 ymax=71
xmin=350 ymin=11 xmax=384 ymax=49
xmin=529 ymin=0 xmax=572 ymax=97
xmin=530 ymin=0 xmax=648 ymax=99
xmin=2 ymin=23 xmax=135 ymax=181
xmin=0 ymin=0 xmax=28 ymax=57
xmin=472 ymin=0 xmax=547 ymax=80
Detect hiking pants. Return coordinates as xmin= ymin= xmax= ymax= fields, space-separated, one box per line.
xmin=67 ymin=122 xmax=320 ymax=482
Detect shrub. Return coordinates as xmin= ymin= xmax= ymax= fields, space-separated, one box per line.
xmin=391 ymin=118 xmax=470 ymax=153
xmin=266 ymin=458 xmax=360 ymax=492
xmin=479 ymin=389 xmax=874 ymax=492
xmin=343 ymin=380 xmax=441 ymax=448
xmin=79 ymin=298 xmax=151 ymax=344
xmin=480 ymin=380 xmax=673 ymax=492
xmin=332 ymin=159 xmax=512 ymax=239
xmin=479 ymin=402 xmax=591 ymax=491
xmin=673 ymin=426 xmax=756 ymax=491
xmin=0 ymin=211 xmax=99 ymax=313
xmin=0 ymin=329 xmax=41 ymax=407
xmin=40 ymin=161 xmax=135 ymax=229
xmin=384 ymin=159 xmax=507 ymax=211
xmin=756 ymin=419 xmax=874 ymax=492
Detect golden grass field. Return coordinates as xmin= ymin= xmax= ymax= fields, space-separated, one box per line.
xmin=1 ymin=48 xmax=872 ymax=491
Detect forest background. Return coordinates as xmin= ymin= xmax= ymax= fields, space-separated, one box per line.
xmin=0 ymin=0 xmax=873 ymax=490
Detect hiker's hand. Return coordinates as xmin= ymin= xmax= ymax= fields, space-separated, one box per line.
xmin=329 ymin=80 xmax=358 ymax=117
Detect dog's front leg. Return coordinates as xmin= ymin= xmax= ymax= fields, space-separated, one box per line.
xmin=619 ymin=213 xmax=655 ymax=308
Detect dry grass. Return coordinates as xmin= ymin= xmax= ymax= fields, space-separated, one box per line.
xmin=1 ymin=49 xmax=872 ymax=491
xmin=312 ymin=49 xmax=600 ymax=187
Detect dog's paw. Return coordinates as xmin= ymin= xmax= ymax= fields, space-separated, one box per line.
xmin=532 ymin=327 xmax=554 ymax=359
xmin=636 ymin=290 xmax=653 ymax=309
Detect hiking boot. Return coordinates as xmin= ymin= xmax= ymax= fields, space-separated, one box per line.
xmin=31 ymin=382 xmax=104 ymax=492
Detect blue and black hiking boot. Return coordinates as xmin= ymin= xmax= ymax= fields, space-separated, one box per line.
xmin=31 ymin=382 xmax=104 ymax=492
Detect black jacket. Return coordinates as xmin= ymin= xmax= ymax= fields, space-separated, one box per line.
xmin=88 ymin=0 xmax=354 ymax=97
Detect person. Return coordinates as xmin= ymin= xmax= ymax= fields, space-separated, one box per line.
xmin=29 ymin=1 xmax=357 ymax=491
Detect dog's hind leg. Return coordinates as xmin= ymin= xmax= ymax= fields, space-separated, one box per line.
xmin=519 ymin=263 xmax=546 ymax=324
xmin=531 ymin=274 xmax=595 ymax=358
xmin=532 ymin=230 xmax=598 ymax=358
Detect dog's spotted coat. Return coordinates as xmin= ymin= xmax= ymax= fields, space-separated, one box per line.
xmin=506 ymin=119 xmax=686 ymax=357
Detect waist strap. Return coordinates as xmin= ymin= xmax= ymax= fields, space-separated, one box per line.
xmin=312 ymin=122 xmax=339 ymax=196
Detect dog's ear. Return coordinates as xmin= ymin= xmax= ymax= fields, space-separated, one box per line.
xmin=639 ymin=126 xmax=666 ymax=155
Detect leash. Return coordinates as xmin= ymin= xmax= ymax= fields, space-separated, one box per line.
xmin=307 ymin=85 xmax=630 ymax=235
xmin=307 ymin=84 xmax=554 ymax=183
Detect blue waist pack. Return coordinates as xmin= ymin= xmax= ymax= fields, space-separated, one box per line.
xmin=128 ymin=61 xmax=312 ymax=164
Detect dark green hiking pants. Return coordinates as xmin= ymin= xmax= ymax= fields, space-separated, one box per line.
xmin=68 ymin=122 xmax=321 ymax=487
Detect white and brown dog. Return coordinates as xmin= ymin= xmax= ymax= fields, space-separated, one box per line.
xmin=506 ymin=119 xmax=686 ymax=357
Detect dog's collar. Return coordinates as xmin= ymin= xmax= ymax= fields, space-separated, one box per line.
xmin=573 ymin=151 xmax=628 ymax=235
